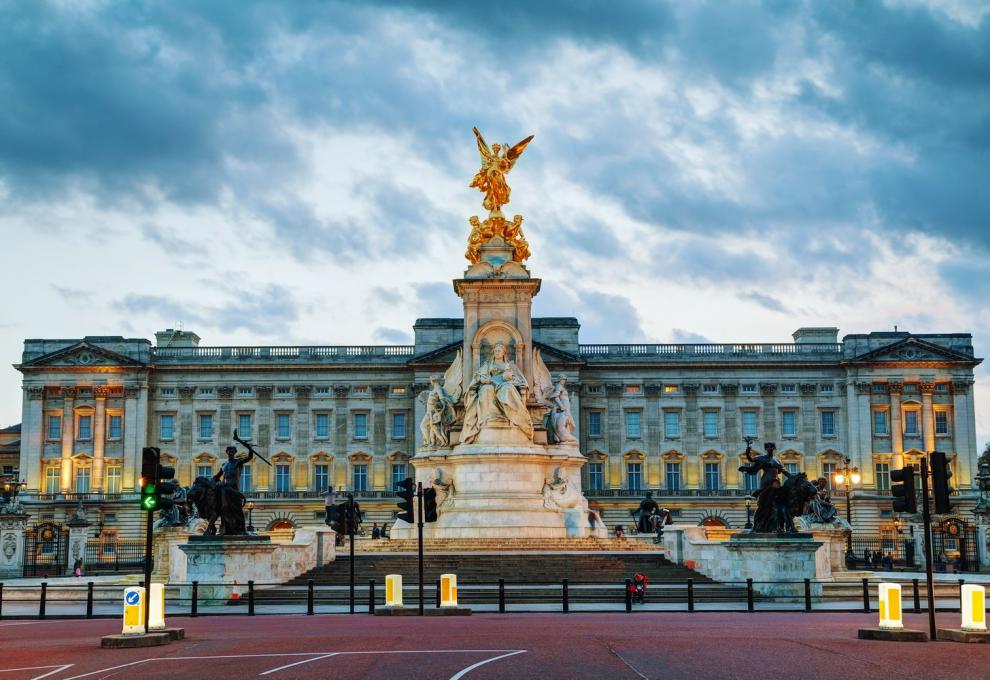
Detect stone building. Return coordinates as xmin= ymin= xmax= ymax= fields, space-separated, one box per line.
xmin=12 ymin=321 xmax=982 ymax=551
xmin=0 ymin=424 xmax=20 ymax=481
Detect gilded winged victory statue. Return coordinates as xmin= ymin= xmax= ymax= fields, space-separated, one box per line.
xmin=469 ymin=127 xmax=534 ymax=214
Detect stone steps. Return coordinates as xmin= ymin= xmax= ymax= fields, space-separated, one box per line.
xmin=352 ymin=537 xmax=658 ymax=553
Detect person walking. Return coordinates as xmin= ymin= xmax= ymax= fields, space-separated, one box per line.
xmin=73 ymin=558 xmax=83 ymax=577
xmin=323 ymin=485 xmax=337 ymax=526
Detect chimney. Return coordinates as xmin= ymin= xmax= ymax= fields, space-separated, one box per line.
xmin=792 ymin=327 xmax=839 ymax=344
xmin=154 ymin=328 xmax=201 ymax=347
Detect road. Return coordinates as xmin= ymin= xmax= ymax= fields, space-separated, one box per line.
xmin=0 ymin=611 xmax=983 ymax=679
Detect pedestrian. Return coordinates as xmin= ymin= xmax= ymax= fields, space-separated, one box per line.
xmin=372 ymin=523 xmax=380 ymax=539
xmin=73 ymin=558 xmax=83 ymax=577
xmin=872 ymin=551 xmax=882 ymax=569
xmin=323 ymin=485 xmax=337 ymax=526
xmin=863 ymin=549 xmax=871 ymax=568
xmin=882 ymin=552 xmax=893 ymax=571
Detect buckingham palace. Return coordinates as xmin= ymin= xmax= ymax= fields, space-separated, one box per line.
xmin=10 ymin=320 xmax=982 ymax=550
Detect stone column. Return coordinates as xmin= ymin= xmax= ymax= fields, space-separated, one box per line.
xmin=22 ymin=386 xmax=45 ymax=491
xmin=92 ymin=387 xmax=108 ymax=493
xmin=855 ymin=382 xmax=873 ymax=485
xmin=888 ymin=382 xmax=904 ymax=469
xmin=332 ymin=385 xmax=349 ymax=490
xmin=952 ymin=379 xmax=976 ymax=486
xmin=683 ymin=384 xmax=701 ymax=488
xmin=123 ymin=384 xmax=141 ymax=491
xmin=255 ymin=385 xmax=273 ymax=490
xmin=295 ymin=385 xmax=312 ymax=491
xmin=799 ymin=383 xmax=817 ymax=470
xmin=920 ymin=381 xmax=936 ymax=454
xmin=605 ymin=384 xmax=623 ymax=489
xmin=720 ymin=383 xmax=739 ymax=486
xmin=843 ymin=379 xmax=859 ymax=468
xmin=645 ymin=384 xmax=662 ymax=489
xmin=371 ymin=385 xmax=388 ymax=490
xmin=60 ymin=386 xmax=75 ymax=493
xmin=66 ymin=511 xmax=90 ymax=575
xmin=0 ymin=512 xmax=30 ymax=579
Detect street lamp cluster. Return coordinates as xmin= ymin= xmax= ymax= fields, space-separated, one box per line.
xmin=833 ymin=457 xmax=861 ymax=560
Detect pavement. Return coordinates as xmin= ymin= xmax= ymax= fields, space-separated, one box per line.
xmin=0 ymin=611 xmax=985 ymax=680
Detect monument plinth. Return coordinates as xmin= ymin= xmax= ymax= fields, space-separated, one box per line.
xmin=393 ymin=129 xmax=603 ymax=540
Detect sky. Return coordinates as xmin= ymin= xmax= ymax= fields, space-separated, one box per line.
xmin=1 ymin=0 xmax=988 ymax=450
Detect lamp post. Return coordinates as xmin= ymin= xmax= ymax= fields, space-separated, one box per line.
xmin=745 ymin=496 xmax=753 ymax=530
xmin=246 ymin=501 xmax=256 ymax=534
xmin=833 ymin=457 xmax=861 ymax=560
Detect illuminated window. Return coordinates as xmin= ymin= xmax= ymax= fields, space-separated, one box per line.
xmin=625 ymin=385 xmax=642 ymax=395
xmin=663 ymin=385 xmax=678 ymax=394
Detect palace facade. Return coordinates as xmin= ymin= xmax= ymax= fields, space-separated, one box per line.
xmin=13 ymin=321 xmax=982 ymax=545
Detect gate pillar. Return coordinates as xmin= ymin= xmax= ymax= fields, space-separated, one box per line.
xmin=67 ymin=506 xmax=91 ymax=576
xmin=0 ymin=512 xmax=30 ymax=579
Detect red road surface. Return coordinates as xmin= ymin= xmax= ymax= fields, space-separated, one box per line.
xmin=0 ymin=612 xmax=982 ymax=679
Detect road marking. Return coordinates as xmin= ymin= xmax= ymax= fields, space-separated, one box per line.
xmin=0 ymin=665 xmax=74 ymax=680
xmin=448 ymin=650 xmax=527 ymax=680
xmin=0 ymin=622 xmax=49 ymax=627
xmin=258 ymin=654 xmax=340 ymax=676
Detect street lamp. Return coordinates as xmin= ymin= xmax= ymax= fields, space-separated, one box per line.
xmin=833 ymin=457 xmax=861 ymax=560
xmin=745 ymin=496 xmax=754 ymax=530
xmin=246 ymin=501 xmax=256 ymax=534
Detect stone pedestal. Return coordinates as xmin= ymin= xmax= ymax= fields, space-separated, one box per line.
xmin=393 ymin=443 xmax=601 ymax=539
xmin=0 ymin=512 xmax=29 ymax=579
xmin=178 ymin=536 xmax=276 ymax=604
xmin=153 ymin=525 xmax=203 ymax=580
xmin=66 ymin=514 xmax=90 ymax=576
xmin=723 ymin=534 xmax=823 ymax=597
xmin=794 ymin=517 xmax=852 ymax=577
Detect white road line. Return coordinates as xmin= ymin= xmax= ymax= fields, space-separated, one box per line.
xmin=30 ymin=665 xmax=74 ymax=680
xmin=258 ymin=654 xmax=339 ymax=676
xmin=448 ymin=651 xmax=527 ymax=680
xmin=0 ymin=665 xmax=74 ymax=680
xmin=0 ymin=622 xmax=48 ymax=627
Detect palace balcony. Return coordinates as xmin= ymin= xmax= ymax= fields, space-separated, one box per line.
xmin=150 ymin=345 xmax=415 ymax=365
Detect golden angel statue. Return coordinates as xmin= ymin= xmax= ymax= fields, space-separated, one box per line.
xmin=469 ymin=127 xmax=534 ymax=214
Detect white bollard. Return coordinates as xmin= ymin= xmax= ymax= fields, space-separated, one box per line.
xmin=961 ymin=584 xmax=987 ymax=632
xmin=148 ymin=583 xmax=166 ymax=631
xmin=121 ymin=586 xmax=146 ymax=636
xmin=385 ymin=574 xmax=403 ymax=607
xmin=440 ymin=573 xmax=457 ymax=608
xmin=878 ymin=583 xmax=903 ymax=630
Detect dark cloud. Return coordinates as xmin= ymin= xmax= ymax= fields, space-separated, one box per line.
xmin=140 ymin=224 xmax=201 ymax=257
xmin=534 ymin=282 xmax=648 ymax=343
xmin=411 ymin=282 xmax=462 ymax=319
xmin=51 ymin=285 xmax=91 ymax=303
xmin=737 ymin=290 xmax=789 ymax=314
xmin=670 ymin=328 xmax=711 ymax=343
xmin=374 ymin=327 xmax=412 ymax=344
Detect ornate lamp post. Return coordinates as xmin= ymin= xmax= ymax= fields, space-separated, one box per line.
xmin=1 ymin=478 xmax=27 ymax=511
xmin=245 ymin=501 xmax=256 ymax=534
xmin=745 ymin=496 xmax=754 ymax=530
xmin=833 ymin=457 xmax=861 ymax=560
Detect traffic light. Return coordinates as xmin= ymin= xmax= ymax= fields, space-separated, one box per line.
xmin=396 ymin=477 xmax=415 ymax=523
xmin=140 ymin=447 xmax=159 ymax=511
xmin=890 ymin=465 xmax=917 ymax=514
xmin=156 ymin=459 xmax=179 ymax=513
xmin=931 ymin=450 xmax=954 ymax=514
xmin=423 ymin=487 xmax=438 ymax=523
xmin=327 ymin=503 xmax=345 ymax=534
xmin=343 ymin=499 xmax=360 ymax=535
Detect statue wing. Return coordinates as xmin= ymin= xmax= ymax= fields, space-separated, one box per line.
xmin=473 ymin=127 xmax=491 ymax=160
xmin=532 ymin=348 xmax=553 ymax=404
xmin=442 ymin=349 xmax=463 ymax=403
xmin=506 ymin=134 xmax=534 ymax=162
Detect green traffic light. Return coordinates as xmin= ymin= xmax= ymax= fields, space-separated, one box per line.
xmin=140 ymin=483 xmax=157 ymax=511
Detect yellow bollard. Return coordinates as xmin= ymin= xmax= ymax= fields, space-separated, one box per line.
xmin=148 ymin=583 xmax=166 ymax=631
xmin=961 ymin=584 xmax=986 ymax=632
xmin=440 ymin=573 xmax=457 ymax=608
xmin=121 ymin=586 xmax=146 ymax=636
xmin=878 ymin=583 xmax=903 ymax=630
xmin=385 ymin=574 xmax=403 ymax=607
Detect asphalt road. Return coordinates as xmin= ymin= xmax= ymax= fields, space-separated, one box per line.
xmin=0 ymin=611 xmax=983 ymax=680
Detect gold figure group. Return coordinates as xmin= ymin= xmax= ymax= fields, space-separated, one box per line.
xmin=466 ymin=127 xmax=534 ymax=264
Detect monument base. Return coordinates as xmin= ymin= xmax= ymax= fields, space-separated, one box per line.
xmin=178 ymin=537 xmax=278 ymax=605
xmin=392 ymin=443 xmax=604 ymax=540
xmin=857 ymin=628 xmax=927 ymax=642
xmin=937 ymin=628 xmax=990 ymax=643
xmin=723 ymin=534 xmax=823 ymax=597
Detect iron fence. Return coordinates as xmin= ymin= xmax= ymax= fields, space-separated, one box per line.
xmin=83 ymin=540 xmax=146 ymax=574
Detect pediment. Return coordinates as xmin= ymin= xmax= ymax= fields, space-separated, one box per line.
xmin=846 ymin=337 xmax=979 ymax=366
xmin=21 ymin=342 xmax=146 ymax=368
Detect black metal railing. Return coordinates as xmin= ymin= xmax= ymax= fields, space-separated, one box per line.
xmin=83 ymin=540 xmax=146 ymax=574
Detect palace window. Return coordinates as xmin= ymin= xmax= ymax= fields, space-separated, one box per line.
xmin=392 ymin=413 xmax=406 ymax=439
xmin=75 ymin=466 xmax=90 ymax=494
xmin=587 ymin=385 xmax=604 ymax=394
xmin=391 ymin=463 xmax=407 ymax=489
xmin=238 ymin=414 xmax=252 ymax=439
xmin=744 ymin=469 xmax=759 ymax=492
xmin=665 ymin=462 xmax=681 ymax=491
xmin=45 ymin=467 xmax=60 ymax=495
xmin=275 ymin=464 xmax=291 ymax=493
xmin=780 ymin=384 xmax=796 ymax=394
xmin=314 ymin=464 xmax=330 ymax=492
xmin=198 ymin=414 xmax=213 ymax=439
xmin=240 ymin=465 xmax=252 ymax=493
xmin=935 ymin=410 xmax=950 ymax=435
xmin=199 ymin=387 xmax=214 ymax=397
xmin=276 ymin=414 xmax=291 ymax=439
xmin=625 ymin=385 xmax=642 ymax=395
xmin=160 ymin=414 xmax=175 ymax=440
xmin=77 ymin=415 xmax=92 ymax=440
xmin=625 ymin=411 xmax=641 ymax=438
xmin=873 ymin=409 xmax=888 ymax=436
xmin=875 ymin=463 xmax=890 ymax=492
xmin=198 ymin=464 xmax=213 ymax=479
xmin=106 ymin=466 xmax=121 ymax=494
xmin=315 ymin=413 xmax=330 ymax=439
xmin=780 ymin=410 xmax=797 ymax=437
xmin=353 ymin=413 xmax=368 ymax=439
xmin=626 ymin=463 xmax=642 ymax=491
xmin=238 ymin=387 xmax=253 ymax=396
xmin=742 ymin=410 xmax=758 ymax=438
xmin=588 ymin=411 xmax=602 ymax=437
xmin=820 ymin=411 xmax=835 ymax=437
xmin=740 ymin=384 xmax=757 ymax=394
xmin=160 ymin=388 xmax=176 ymax=397
xmin=702 ymin=411 xmax=719 ymax=438
xmin=107 ymin=415 xmax=122 ymax=440
xmin=47 ymin=414 xmax=61 ymax=440
xmin=903 ymin=410 xmax=920 ymax=436
xmin=702 ymin=384 xmax=719 ymax=394
xmin=820 ymin=384 xmax=834 ymax=394
xmin=663 ymin=385 xmax=678 ymax=394
xmin=352 ymin=464 xmax=368 ymax=492
xmin=785 ymin=462 xmax=800 ymax=476
xmin=821 ymin=462 xmax=836 ymax=491
xmin=872 ymin=383 xmax=887 ymax=394
xmin=935 ymin=383 xmax=949 ymax=393
xmin=588 ymin=463 xmax=603 ymax=490
xmin=314 ymin=386 xmax=330 ymax=396
xmin=664 ymin=411 xmax=681 ymax=438
xmin=704 ymin=463 xmax=721 ymax=491
xmin=277 ymin=386 xmax=292 ymax=396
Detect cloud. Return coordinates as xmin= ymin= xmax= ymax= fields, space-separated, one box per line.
xmin=737 ymin=291 xmax=789 ymax=314
xmin=374 ymin=327 xmax=412 ymax=344
xmin=51 ymin=285 xmax=91 ymax=303
xmin=670 ymin=328 xmax=711 ymax=343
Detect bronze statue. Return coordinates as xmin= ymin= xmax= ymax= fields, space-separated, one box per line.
xmin=805 ymin=477 xmax=839 ymax=523
xmin=739 ymin=440 xmax=790 ymax=532
xmin=186 ymin=430 xmax=270 ymax=536
xmin=631 ymin=492 xmax=660 ymax=534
